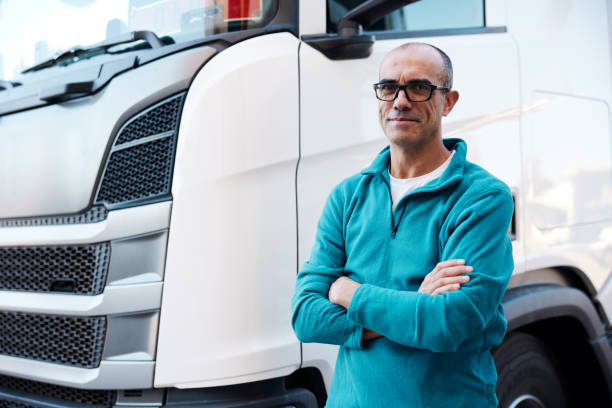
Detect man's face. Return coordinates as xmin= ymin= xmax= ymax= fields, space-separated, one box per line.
xmin=377 ymin=46 xmax=458 ymax=149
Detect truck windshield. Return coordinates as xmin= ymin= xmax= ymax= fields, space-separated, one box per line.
xmin=0 ymin=0 xmax=276 ymax=81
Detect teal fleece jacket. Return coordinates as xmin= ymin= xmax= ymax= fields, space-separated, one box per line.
xmin=291 ymin=138 xmax=514 ymax=408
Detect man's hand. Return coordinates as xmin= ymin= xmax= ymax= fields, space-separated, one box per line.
xmin=328 ymin=277 xmax=383 ymax=343
xmin=328 ymin=276 xmax=360 ymax=309
xmin=362 ymin=328 xmax=383 ymax=341
xmin=418 ymin=259 xmax=473 ymax=295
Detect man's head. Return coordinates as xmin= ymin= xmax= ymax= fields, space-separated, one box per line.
xmin=376 ymin=43 xmax=459 ymax=150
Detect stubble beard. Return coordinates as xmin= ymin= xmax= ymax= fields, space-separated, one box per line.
xmin=385 ymin=122 xmax=440 ymax=152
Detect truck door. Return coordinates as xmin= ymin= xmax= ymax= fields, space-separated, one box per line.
xmin=297 ymin=0 xmax=523 ymax=382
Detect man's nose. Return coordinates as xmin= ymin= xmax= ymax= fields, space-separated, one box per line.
xmin=393 ymin=88 xmax=413 ymax=110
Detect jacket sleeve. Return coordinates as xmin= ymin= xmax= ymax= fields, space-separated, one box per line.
xmin=346 ymin=187 xmax=514 ymax=352
xmin=291 ymin=184 xmax=364 ymax=349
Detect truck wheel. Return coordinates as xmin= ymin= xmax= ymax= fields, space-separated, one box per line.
xmin=494 ymin=332 xmax=568 ymax=408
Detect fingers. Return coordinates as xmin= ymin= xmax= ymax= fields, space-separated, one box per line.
xmin=419 ymin=275 xmax=470 ymax=295
xmin=418 ymin=259 xmax=474 ymax=295
xmin=433 ymin=283 xmax=461 ymax=295
xmin=439 ymin=275 xmax=470 ymax=286
xmin=440 ymin=265 xmax=473 ymax=277
xmin=432 ymin=260 xmax=472 ymax=279
xmin=434 ymin=259 xmax=465 ymax=271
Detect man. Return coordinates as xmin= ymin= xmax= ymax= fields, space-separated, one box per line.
xmin=290 ymin=42 xmax=514 ymax=408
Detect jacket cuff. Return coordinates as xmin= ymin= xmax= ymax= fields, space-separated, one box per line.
xmin=347 ymin=284 xmax=369 ymax=326
xmin=346 ymin=322 xmax=364 ymax=349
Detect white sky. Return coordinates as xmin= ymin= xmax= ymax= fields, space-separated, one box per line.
xmin=0 ymin=0 xmax=129 ymax=79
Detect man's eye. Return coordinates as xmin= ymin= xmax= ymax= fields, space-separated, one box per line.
xmin=380 ymin=84 xmax=397 ymax=92
xmin=411 ymin=83 xmax=429 ymax=92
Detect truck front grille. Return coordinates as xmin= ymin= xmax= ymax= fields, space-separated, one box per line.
xmin=116 ymin=94 xmax=182 ymax=144
xmin=0 ymin=312 xmax=106 ymax=368
xmin=0 ymin=401 xmax=31 ymax=408
xmin=0 ymin=374 xmax=115 ymax=407
xmin=96 ymin=136 xmax=175 ymax=205
xmin=0 ymin=243 xmax=110 ymax=295
xmin=95 ymin=92 xmax=184 ymax=208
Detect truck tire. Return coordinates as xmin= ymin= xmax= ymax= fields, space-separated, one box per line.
xmin=494 ymin=332 xmax=568 ymax=408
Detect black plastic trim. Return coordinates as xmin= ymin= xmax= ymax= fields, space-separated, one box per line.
xmin=302 ymin=26 xmax=507 ymax=60
xmin=39 ymin=81 xmax=95 ymax=103
xmin=337 ymin=0 xmax=418 ymax=36
xmin=302 ymin=34 xmax=374 ymax=60
xmin=165 ymin=378 xmax=317 ymax=407
xmin=503 ymin=284 xmax=604 ymax=337
xmin=503 ymin=284 xmax=612 ymax=392
xmin=370 ymin=25 xmax=506 ymax=40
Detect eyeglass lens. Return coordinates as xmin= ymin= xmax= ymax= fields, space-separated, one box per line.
xmin=376 ymin=83 xmax=433 ymax=102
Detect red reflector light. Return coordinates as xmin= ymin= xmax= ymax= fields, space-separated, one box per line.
xmin=223 ymin=0 xmax=262 ymax=20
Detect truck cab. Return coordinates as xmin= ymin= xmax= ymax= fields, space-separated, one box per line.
xmin=0 ymin=0 xmax=611 ymax=407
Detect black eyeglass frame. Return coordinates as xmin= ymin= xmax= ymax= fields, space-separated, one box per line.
xmin=372 ymin=81 xmax=451 ymax=102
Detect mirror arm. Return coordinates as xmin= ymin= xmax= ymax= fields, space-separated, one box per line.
xmin=304 ymin=0 xmax=421 ymax=60
xmin=337 ymin=0 xmax=420 ymax=36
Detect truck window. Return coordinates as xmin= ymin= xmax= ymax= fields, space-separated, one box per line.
xmin=328 ymin=0 xmax=485 ymax=34
xmin=0 ymin=0 xmax=278 ymax=82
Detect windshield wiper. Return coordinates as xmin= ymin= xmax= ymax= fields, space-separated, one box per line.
xmin=22 ymin=30 xmax=164 ymax=74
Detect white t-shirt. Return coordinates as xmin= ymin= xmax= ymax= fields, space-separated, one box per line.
xmin=389 ymin=150 xmax=455 ymax=210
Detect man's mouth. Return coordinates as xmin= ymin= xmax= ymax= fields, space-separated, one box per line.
xmin=388 ymin=117 xmax=419 ymax=122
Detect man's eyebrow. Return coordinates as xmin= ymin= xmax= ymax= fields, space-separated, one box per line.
xmin=377 ymin=78 xmax=433 ymax=84
xmin=406 ymin=78 xmax=433 ymax=84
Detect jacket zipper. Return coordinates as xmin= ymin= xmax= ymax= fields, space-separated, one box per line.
xmin=392 ymin=204 xmax=408 ymax=238
xmin=378 ymin=174 xmax=408 ymax=238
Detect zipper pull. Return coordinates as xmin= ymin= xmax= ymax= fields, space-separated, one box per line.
xmin=391 ymin=227 xmax=397 ymax=238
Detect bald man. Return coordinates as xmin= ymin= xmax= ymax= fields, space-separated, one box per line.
xmin=291 ymin=43 xmax=514 ymax=408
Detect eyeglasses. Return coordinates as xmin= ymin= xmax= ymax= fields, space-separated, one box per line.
xmin=373 ymin=81 xmax=450 ymax=102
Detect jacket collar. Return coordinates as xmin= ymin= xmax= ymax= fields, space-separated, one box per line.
xmin=361 ymin=138 xmax=466 ymax=192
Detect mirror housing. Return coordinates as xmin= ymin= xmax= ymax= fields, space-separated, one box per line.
xmin=303 ymin=0 xmax=420 ymax=60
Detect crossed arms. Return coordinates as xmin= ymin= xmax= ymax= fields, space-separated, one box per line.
xmin=328 ymin=259 xmax=474 ymax=342
xmin=290 ymin=184 xmax=514 ymax=352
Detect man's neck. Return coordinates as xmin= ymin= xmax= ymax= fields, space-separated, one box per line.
xmin=388 ymin=138 xmax=451 ymax=179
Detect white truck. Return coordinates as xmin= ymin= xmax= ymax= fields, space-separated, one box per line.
xmin=0 ymin=0 xmax=611 ymax=406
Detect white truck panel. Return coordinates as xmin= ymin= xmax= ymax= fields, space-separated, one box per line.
xmin=484 ymin=0 xmax=507 ymax=27
xmin=0 ymin=282 xmax=161 ymax=316
xmin=156 ymin=33 xmax=301 ymax=388
xmin=0 ymin=48 xmax=215 ymax=218
xmin=504 ymin=0 xmax=612 ymax=304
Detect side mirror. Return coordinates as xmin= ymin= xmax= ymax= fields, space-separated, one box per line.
xmin=303 ymin=0 xmax=420 ymax=60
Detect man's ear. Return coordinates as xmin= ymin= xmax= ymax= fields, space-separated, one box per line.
xmin=442 ymin=90 xmax=459 ymax=116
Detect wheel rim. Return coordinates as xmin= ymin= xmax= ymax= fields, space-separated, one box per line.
xmin=508 ymin=394 xmax=546 ymax=408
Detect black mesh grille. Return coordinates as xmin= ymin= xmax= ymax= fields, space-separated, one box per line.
xmin=116 ymin=95 xmax=182 ymax=145
xmin=0 ymin=206 xmax=107 ymax=228
xmin=96 ymin=136 xmax=174 ymax=205
xmin=0 ymin=312 xmax=106 ymax=368
xmin=0 ymin=400 xmax=32 ymax=408
xmin=95 ymin=92 xmax=184 ymax=207
xmin=0 ymin=375 xmax=115 ymax=407
xmin=0 ymin=243 xmax=110 ymax=295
